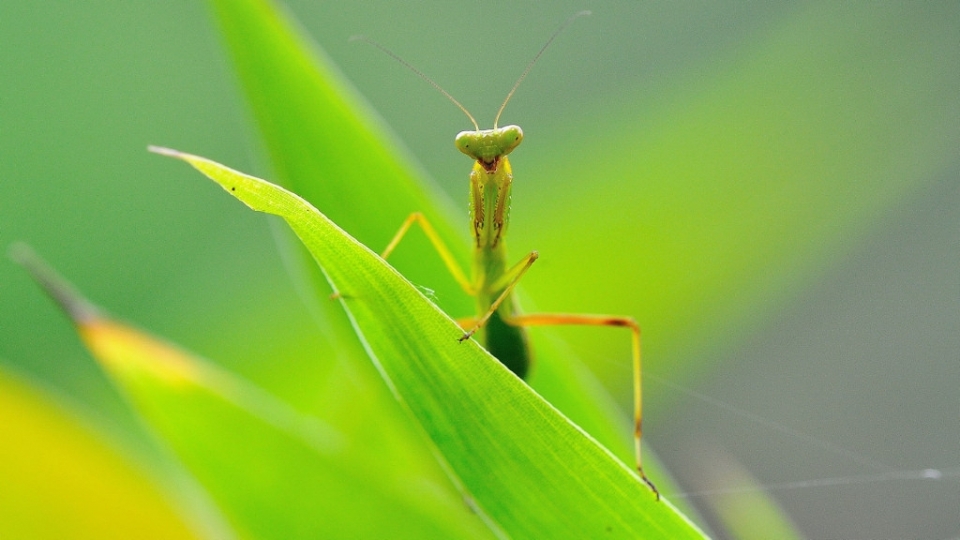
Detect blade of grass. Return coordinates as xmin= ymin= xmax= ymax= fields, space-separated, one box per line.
xmin=153 ymin=146 xmax=706 ymax=538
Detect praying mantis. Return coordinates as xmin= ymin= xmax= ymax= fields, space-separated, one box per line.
xmin=358 ymin=11 xmax=659 ymax=499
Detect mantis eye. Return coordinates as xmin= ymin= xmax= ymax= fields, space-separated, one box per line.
xmin=455 ymin=131 xmax=481 ymax=159
xmin=497 ymin=125 xmax=524 ymax=155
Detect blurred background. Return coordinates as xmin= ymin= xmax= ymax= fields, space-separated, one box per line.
xmin=2 ymin=1 xmax=957 ymax=538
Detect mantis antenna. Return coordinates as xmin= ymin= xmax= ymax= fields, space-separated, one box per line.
xmin=493 ymin=10 xmax=591 ymax=128
xmin=349 ymin=35 xmax=480 ymax=131
xmin=351 ymin=10 xmax=591 ymax=130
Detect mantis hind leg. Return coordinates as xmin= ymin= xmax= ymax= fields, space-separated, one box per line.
xmin=506 ymin=312 xmax=659 ymax=500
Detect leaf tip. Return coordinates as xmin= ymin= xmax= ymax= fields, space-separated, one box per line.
xmin=147 ymin=145 xmax=183 ymax=159
xmin=10 ymin=242 xmax=101 ymax=325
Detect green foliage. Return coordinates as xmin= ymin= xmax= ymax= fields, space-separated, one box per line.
xmin=3 ymin=0 xmax=956 ymax=538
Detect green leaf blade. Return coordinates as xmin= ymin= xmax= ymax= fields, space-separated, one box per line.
xmin=159 ymin=147 xmax=705 ymax=539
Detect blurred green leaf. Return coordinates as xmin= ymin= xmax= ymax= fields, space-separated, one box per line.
xmin=14 ymin=246 xmax=490 ymax=539
xmin=207 ymin=0 xmax=470 ymax=306
xmin=78 ymin=319 xmax=489 ymax=539
xmin=157 ymin=147 xmax=705 ymax=538
xmin=0 ymin=368 xmax=202 ymax=540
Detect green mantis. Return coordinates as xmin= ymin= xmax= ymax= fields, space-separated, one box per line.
xmin=359 ymin=12 xmax=660 ymax=499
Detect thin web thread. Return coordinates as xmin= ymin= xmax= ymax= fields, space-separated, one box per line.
xmin=647 ymin=371 xmax=894 ymax=472
xmin=642 ymin=372 xmax=960 ymax=499
xmin=666 ymin=467 xmax=960 ymax=499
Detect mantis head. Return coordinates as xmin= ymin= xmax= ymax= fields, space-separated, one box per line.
xmin=455 ymin=125 xmax=524 ymax=172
